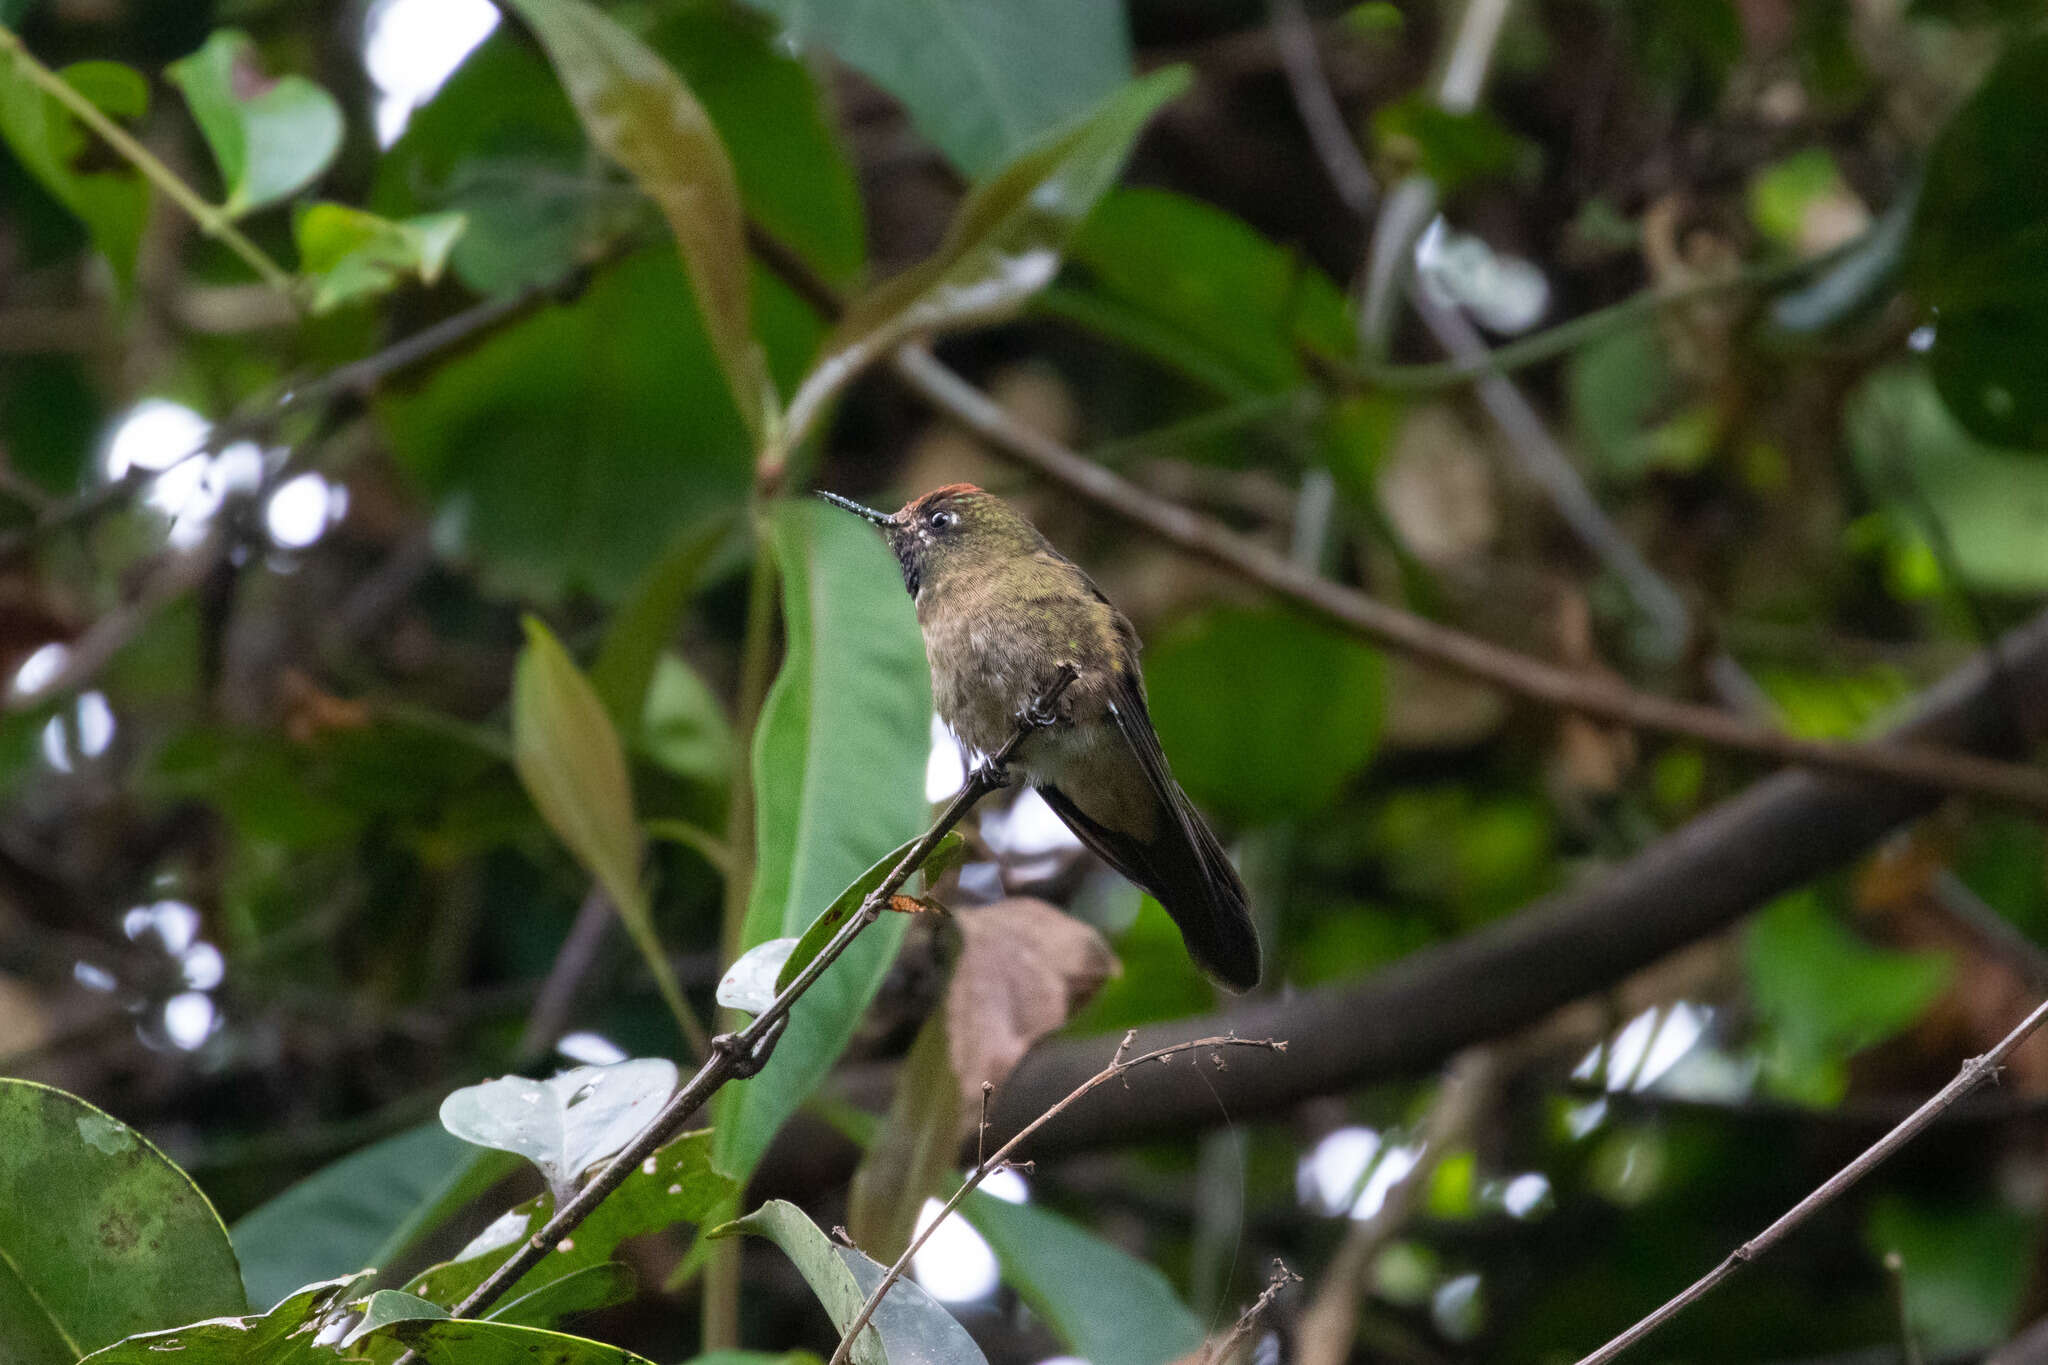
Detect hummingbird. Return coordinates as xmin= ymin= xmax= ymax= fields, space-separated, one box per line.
xmin=819 ymin=483 xmax=1262 ymax=992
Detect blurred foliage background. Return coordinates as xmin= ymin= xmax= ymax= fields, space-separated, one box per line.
xmin=4 ymin=0 xmax=2048 ymax=1362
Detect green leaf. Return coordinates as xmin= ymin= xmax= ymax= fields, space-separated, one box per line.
xmin=781 ymin=67 xmax=1189 ymax=449
xmin=0 ymin=56 xmax=148 ymax=285
xmin=230 ymin=1121 xmax=521 ymax=1310
xmin=369 ymin=1317 xmax=659 ymax=1365
xmin=514 ymin=617 xmax=696 ymax=1044
xmin=1908 ymin=32 xmax=2048 ymax=448
xmin=1047 ymin=187 xmax=1354 ymax=398
xmin=962 ymin=1191 xmax=1203 ymax=1365
xmin=376 ymin=249 xmax=787 ymax=599
xmin=1747 ymin=147 xmax=1848 ymax=249
xmin=165 ymin=30 xmax=342 ymax=215
xmin=342 ymin=1290 xmax=450 ymax=1348
xmin=711 ymin=500 xmax=931 ymax=1189
xmin=0 ymin=1079 xmax=246 ymax=1364
xmin=648 ymin=9 xmax=865 ymax=289
xmin=1743 ymin=890 xmax=1951 ymax=1106
xmin=293 ymin=202 xmax=466 ymax=313
xmin=503 ymin=0 xmax=774 ymax=443
xmin=1144 ymin=607 xmax=1383 ymax=823
xmin=739 ymin=0 xmax=1131 ymax=175
xmin=1371 ymin=95 xmax=1537 ymax=193
xmin=773 ymin=832 xmax=967 ymax=994
xmin=78 ymin=1272 xmax=370 ymax=1365
xmin=486 ymin=1262 xmax=635 ymax=1330
xmin=437 ymin=1060 xmax=678 ymax=1205
xmin=640 ymin=655 xmax=737 ymax=788
xmin=590 ymin=516 xmax=735 ymax=734
xmin=710 ymin=1200 xmax=989 ymax=1365
xmin=1845 ymin=365 xmax=2048 ymax=593
xmin=406 ymin=1128 xmax=732 ymax=1310
xmin=679 ymin=1355 xmax=822 ymax=1365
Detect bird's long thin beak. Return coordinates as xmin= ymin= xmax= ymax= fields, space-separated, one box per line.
xmin=815 ymin=490 xmax=894 ymax=526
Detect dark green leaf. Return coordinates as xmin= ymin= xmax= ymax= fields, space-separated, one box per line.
xmin=1866 ymin=1195 xmax=2033 ymax=1353
xmin=962 ymin=1190 xmax=1203 ymax=1365
xmin=710 ymin=1200 xmax=989 ymax=1365
xmin=0 ymin=55 xmax=148 ymax=285
xmin=437 ymin=1060 xmax=677 ymax=1204
xmin=376 ymin=248 xmax=791 ymax=599
xmin=230 ymin=1121 xmax=520 ymax=1310
xmin=639 ymin=654 xmax=737 ymax=786
xmin=165 ymin=30 xmax=342 ymax=215
xmin=343 ymin=1290 xmax=450 ymax=1348
xmin=293 ymin=202 xmax=466 ymax=313
xmin=1048 ymin=188 xmax=1354 ymax=398
xmin=503 ymin=0 xmax=774 ymax=442
xmin=514 ymin=618 xmax=696 ymax=1041
xmin=1144 ymin=607 xmax=1383 ymax=823
xmin=847 ymin=1002 xmax=956 ymax=1264
xmin=373 ymin=1317 xmax=658 ymax=1365
xmin=78 ymin=1272 xmax=369 ymax=1365
xmin=773 ymin=832 xmax=967 ymax=994
xmin=711 ymin=500 xmax=931 ymax=1188
xmin=738 ymin=0 xmax=1132 ymax=175
xmin=1908 ymin=33 xmax=2048 ymax=447
xmin=1371 ymin=96 xmax=1538 ymax=193
xmin=406 ymin=1128 xmax=731 ymax=1310
xmin=486 ymin=1262 xmax=635 ymax=1330
xmin=780 ymin=68 xmax=1190 ymax=449
xmin=0 ymin=1079 xmax=246 ymax=1364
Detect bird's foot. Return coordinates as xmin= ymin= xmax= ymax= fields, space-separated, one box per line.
xmin=1018 ymin=662 xmax=1080 ymax=730
xmin=968 ymin=757 xmax=1014 ymax=790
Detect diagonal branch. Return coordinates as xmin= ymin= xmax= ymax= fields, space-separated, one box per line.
xmin=390 ymin=666 xmax=1080 ymax=1362
xmin=1573 ymin=995 xmax=2048 ymax=1365
xmin=890 ymin=344 xmax=2048 ymax=810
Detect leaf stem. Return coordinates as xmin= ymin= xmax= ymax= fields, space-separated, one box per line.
xmin=0 ymin=24 xmax=298 ymax=298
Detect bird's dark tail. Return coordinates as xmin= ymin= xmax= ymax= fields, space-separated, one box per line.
xmin=1039 ymin=780 xmax=1262 ymax=992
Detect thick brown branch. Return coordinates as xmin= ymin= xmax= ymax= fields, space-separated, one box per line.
xmin=979 ymin=605 xmax=2048 ymax=1153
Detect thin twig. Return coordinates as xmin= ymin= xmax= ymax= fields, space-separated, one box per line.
xmin=7 ymin=538 xmax=221 ymax=712
xmin=514 ymin=887 xmax=615 ymax=1063
xmin=0 ymin=24 xmax=296 ymax=296
xmin=826 ymin=1031 xmax=1289 ymax=1365
xmin=1204 ymin=1259 xmax=1304 ymax=1365
xmin=1573 ymin=995 xmax=2048 ymax=1365
xmin=1269 ymin=0 xmax=1376 ymax=216
xmin=389 ymin=667 xmax=1081 ymax=1365
xmin=889 ymin=344 xmax=2048 ymax=810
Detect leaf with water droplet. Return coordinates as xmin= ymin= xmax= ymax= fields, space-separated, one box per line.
xmin=78 ymin=1272 xmax=372 ymax=1365
xmin=438 ymin=1060 xmax=678 ymax=1204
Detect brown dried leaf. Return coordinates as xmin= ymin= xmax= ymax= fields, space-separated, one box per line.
xmin=947 ymin=897 xmax=1119 ymax=1125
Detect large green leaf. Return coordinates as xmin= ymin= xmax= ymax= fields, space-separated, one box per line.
xmin=438 ymin=1061 xmax=678 ymax=1205
xmin=1144 ymin=607 xmax=1383 ymax=824
xmin=739 ymin=0 xmax=1130 ymax=175
xmin=962 ymin=1191 xmax=1203 ymax=1365
xmin=78 ymin=1272 xmax=370 ymax=1365
xmin=1907 ymin=32 xmax=2048 ymax=448
xmin=710 ymin=1200 xmax=988 ymax=1365
xmin=365 ymin=1313 xmax=658 ymax=1365
xmin=780 ymin=68 xmax=1189 ymax=449
xmin=590 ymin=516 xmax=736 ymax=735
xmin=230 ymin=1122 xmax=520 ymax=1310
xmin=514 ymin=620 xmax=698 ymax=1048
xmin=711 ymin=501 xmax=931 ymax=1187
xmin=406 ymin=1129 xmax=732 ymax=1310
xmin=376 ymin=248 xmax=805 ymax=599
xmin=504 ymin=0 xmax=774 ymax=443
xmin=0 ymin=55 xmax=148 ymax=285
xmin=165 ymin=30 xmax=342 ymax=216
xmin=1044 ymin=187 xmax=1354 ymax=399
xmin=0 ymin=1079 xmax=246 ymax=1364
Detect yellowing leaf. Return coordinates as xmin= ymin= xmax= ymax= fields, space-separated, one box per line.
xmin=503 ymin=0 xmax=774 ymax=443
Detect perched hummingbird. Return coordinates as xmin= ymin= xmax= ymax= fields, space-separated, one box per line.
xmin=819 ymin=484 xmax=1262 ymax=992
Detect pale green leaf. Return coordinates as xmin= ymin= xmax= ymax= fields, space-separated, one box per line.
xmin=438 ymin=1060 xmax=678 ymax=1204
xmin=166 ymin=30 xmax=342 ymax=215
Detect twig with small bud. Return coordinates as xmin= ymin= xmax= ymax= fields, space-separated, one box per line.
xmin=827 ymin=1031 xmax=1287 ymax=1365
xmin=1202 ymin=1259 xmax=1304 ymax=1365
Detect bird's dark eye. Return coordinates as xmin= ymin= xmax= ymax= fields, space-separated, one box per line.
xmin=927 ymin=509 xmax=957 ymax=531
